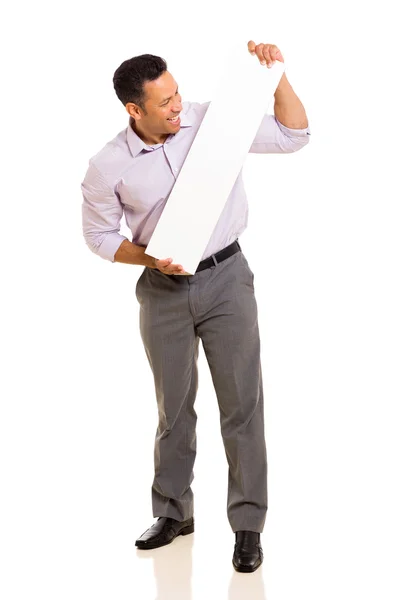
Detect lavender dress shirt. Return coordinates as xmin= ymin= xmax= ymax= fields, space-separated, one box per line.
xmin=81 ymin=100 xmax=310 ymax=263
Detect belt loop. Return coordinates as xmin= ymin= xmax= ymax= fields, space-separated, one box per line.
xmin=211 ymin=253 xmax=218 ymax=266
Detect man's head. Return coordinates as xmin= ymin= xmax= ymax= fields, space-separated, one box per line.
xmin=113 ymin=54 xmax=183 ymax=144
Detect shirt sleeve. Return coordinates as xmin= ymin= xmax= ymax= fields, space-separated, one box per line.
xmin=81 ymin=162 xmax=128 ymax=263
xmin=249 ymin=114 xmax=311 ymax=154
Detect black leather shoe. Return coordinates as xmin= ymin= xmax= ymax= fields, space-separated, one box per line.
xmin=135 ymin=516 xmax=194 ymax=550
xmin=232 ymin=531 xmax=263 ymax=573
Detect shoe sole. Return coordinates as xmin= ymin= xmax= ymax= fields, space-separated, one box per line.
xmin=135 ymin=522 xmax=194 ymax=550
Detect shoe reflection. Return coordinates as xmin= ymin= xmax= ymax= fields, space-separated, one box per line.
xmin=135 ymin=532 xmax=266 ymax=600
xmin=228 ymin=568 xmax=266 ymax=600
xmin=136 ymin=533 xmax=193 ymax=600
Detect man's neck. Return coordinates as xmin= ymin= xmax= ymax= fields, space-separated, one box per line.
xmin=130 ymin=118 xmax=168 ymax=146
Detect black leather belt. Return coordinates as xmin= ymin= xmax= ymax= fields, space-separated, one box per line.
xmin=195 ymin=239 xmax=241 ymax=273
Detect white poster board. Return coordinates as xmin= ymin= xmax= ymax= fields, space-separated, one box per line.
xmin=145 ymin=48 xmax=285 ymax=274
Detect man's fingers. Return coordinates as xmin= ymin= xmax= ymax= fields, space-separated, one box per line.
xmin=247 ymin=40 xmax=256 ymax=54
xmin=255 ymin=43 xmax=265 ymax=64
xmin=157 ymin=258 xmax=172 ymax=265
xmin=250 ymin=42 xmax=283 ymax=68
xmin=172 ymin=265 xmax=185 ymax=273
xmin=155 ymin=258 xmax=173 ymax=269
xmin=262 ymin=45 xmax=272 ymax=66
xmin=270 ymin=46 xmax=279 ymax=61
xmin=267 ymin=44 xmax=283 ymax=66
xmin=155 ymin=257 xmax=187 ymax=274
xmin=163 ymin=263 xmax=185 ymax=274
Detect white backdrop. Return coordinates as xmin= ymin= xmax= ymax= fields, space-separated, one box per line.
xmin=1 ymin=1 xmax=399 ymax=599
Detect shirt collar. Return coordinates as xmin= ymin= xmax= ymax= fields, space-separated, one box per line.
xmin=127 ymin=106 xmax=193 ymax=158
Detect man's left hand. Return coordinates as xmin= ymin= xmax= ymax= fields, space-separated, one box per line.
xmin=247 ymin=41 xmax=284 ymax=68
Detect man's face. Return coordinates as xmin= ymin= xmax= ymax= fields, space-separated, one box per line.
xmin=129 ymin=71 xmax=183 ymax=139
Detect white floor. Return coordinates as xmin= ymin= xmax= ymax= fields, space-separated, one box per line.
xmin=133 ymin=525 xmax=267 ymax=600
xmin=3 ymin=335 xmax=399 ymax=600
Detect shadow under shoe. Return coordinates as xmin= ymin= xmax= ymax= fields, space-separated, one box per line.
xmin=232 ymin=530 xmax=263 ymax=573
xmin=135 ymin=516 xmax=194 ymax=550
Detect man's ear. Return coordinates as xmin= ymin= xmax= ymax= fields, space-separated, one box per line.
xmin=126 ymin=102 xmax=143 ymax=121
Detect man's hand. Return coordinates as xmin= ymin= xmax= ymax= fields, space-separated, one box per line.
xmin=247 ymin=41 xmax=284 ymax=68
xmin=154 ymin=257 xmax=191 ymax=276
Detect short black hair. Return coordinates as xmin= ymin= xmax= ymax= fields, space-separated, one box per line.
xmin=113 ymin=54 xmax=168 ymax=113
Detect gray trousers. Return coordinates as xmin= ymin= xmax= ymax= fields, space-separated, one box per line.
xmin=135 ymin=247 xmax=268 ymax=533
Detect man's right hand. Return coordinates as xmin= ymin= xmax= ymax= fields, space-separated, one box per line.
xmin=153 ymin=257 xmax=190 ymax=275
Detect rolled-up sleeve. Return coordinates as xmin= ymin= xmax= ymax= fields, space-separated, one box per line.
xmin=81 ymin=163 xmax=128 ymax=263
xmin=249 ymin=114 xmax=311 ymax=154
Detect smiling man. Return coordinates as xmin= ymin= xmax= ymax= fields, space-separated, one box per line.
xmin=81 ymin=42 xmax=311 ymax=573
xmin=128 ymin=71 xmax=183 ymax=144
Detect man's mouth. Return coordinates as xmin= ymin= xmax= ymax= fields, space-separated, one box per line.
xmin=167 ymin=114 xmax=180 ymax=124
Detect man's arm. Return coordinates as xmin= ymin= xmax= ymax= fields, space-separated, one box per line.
xmin=81 ymin=162 xmax=130 ymax=262
xmin=248 ymin=73 xmax=310 ymax=154
xmin=245 ymin=40 xmax=310 ymax=153
xmin=114 ymin=239 xmax=156 ymax=267
xmin=273 ymin=72 xmax=308 ymax=129
xmin=249 ymin=113 xmax=310 ymax=154
xmin=114 ymin=241 xmax=188 ymax=274
xmin=81 ymin=163 xmax=153 ymax=267
xmin=81 ymin=163 xmax=182 ymax=272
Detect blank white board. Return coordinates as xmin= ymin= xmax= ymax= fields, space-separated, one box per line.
xmin=145 ymin=48 xmax=285 ymax=275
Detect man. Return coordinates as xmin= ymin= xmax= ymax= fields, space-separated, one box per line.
xmin=81 ymin=41 xmax=310 ymax=573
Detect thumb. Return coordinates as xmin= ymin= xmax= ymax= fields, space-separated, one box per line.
xmin=157 ymin=258 xmax=173 ymax=264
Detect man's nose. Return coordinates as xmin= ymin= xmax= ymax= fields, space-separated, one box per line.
xmin=172 ymin=101 xmax=182 ymax=113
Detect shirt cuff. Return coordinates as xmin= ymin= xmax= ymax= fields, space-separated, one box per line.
xmin=276 ymin=119 xmax=311 ymax=137
xmin=97 ymin=233 xmax=128 ymax=263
